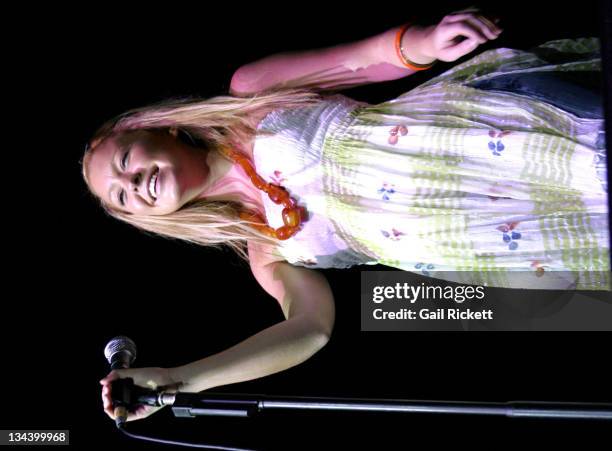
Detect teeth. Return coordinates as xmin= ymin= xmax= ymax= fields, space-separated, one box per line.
xmin=149 ymin=169 xmax=158 ymax=200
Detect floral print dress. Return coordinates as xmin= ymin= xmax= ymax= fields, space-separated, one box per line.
xmin=252 ymin=38 xmax=609 ymax=290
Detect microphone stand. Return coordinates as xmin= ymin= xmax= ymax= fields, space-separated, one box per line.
xmin=133 ymin=389 xmax=612 ymax=421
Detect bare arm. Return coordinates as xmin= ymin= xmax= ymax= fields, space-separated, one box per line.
xmin=170 ymin=313 xmax=330 ymax=393
xmin=229 ymin=24 xmax=435 ymax=95
xmin=169 ymin=243 xmax=335 ymax=393
xmin=229 ymin=11 xmax=503 ymax=96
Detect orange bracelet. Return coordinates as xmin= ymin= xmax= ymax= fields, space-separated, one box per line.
xmin=395 ymin=23 xmax=436 ymax=71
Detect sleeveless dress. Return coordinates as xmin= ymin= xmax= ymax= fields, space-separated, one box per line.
xmin=252 ymin=38 xmax=610 ymax=291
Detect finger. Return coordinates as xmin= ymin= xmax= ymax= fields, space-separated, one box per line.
xmin=99 ymin=371 xmax=120 ymax=385
xmin=126 ymin=406 xmax=147 ymax=422
xmin=438 ymin=37 xmax=480 ymax=62
xmin=445 ymin=8 xmax=500 ymax=25
xmin=443 ymin=23 xmax=488 ymax=45
xmin=466 ymin=17 xmax=498 ymax=40
xmin=102 ymin=390 xmax=110 ymax=408
xmin=134 ymin=405 xmax=148 ymax=417
xmin=104 ymin=405 xmax=115 ymax=419
xmin=130 ymin=405 xmax=164 ymax=422
xmin=444 ymin=13 xmax=503 ymax=37
xmin=443 ymin=12 xmax=481 ymax=23
xmin=446 ymin=6 xmax=482 ymax=17
xmin=102 ymin=386 xmax=111 ymax=404
xmin=448 ymin=16 xmax=498 ymax=41
xmin=102 ymin=388 xmax=114 ymax=415
xmin=102 ymin=384 xmax=112 ymax=396
xmin=475 ymin=14 xmax=503 ymax=39
xmin=460 ymin=37 xmax=481 ymax=53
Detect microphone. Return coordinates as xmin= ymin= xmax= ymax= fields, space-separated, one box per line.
xmin=104 ymin=336 xmax=137 ymax=427
xmin=104 ymin=336 xmax=137 ymax=370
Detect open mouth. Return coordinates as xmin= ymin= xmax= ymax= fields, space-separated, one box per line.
xmin=148 ymin=167 xmax=159 ymax=202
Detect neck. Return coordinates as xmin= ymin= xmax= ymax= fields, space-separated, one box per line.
xmin=198 ymin=149 xmax=265 ymax=217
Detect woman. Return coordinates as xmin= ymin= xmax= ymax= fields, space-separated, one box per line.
xmin=90 ymin=10 xmax=609 ymax=422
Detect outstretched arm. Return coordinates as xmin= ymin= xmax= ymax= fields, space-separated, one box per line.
xmin=171 ymin=308 xmax=330 ymax=393
xmin=169 ymin=257 xmax=334 ymax=393
xmin=230 ymin=11 xmax=502 ymax=95
xmin=100 ymin=258 xmax=335 ymax=422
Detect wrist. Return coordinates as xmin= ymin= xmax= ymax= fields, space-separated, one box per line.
xmin=167 ymin=364 xmax=205 ymax=393
xmin=398 ymin=24 xmax=437 ymax=66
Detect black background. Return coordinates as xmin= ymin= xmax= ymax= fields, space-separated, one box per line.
xmin=5 ymin=1 xmax=611 ymax=449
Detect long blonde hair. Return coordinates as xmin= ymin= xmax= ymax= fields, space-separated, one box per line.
xmin=82 ymin=87 xmax=325 ymax=263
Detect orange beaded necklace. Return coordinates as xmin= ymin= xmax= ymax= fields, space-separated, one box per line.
xmin=219 ymin=145 xmax=307 ymax=240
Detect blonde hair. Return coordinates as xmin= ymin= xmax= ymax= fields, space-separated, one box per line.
xmin=82 ymin=87 xmax=325 ymax=263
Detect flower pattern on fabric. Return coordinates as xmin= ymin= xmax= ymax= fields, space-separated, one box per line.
xmin=388 ymin=125 xmax=408 ymax=145
xmin=252 ymin=38 xmax=610 ymax=288
xmin=530 ymin=260 xmax=549 ymax=277
xmin=381 ymin=228 xmax=406 ymax=241
xmin=488 ymin=130 xmax=511 ymax=156
xmin=415 ymin=262 xmax=435 ymax=276
xmin=377 ymin=182 xmax=396 ymax=201
xmin=270 ymin=170 xmax=287 ymax=185
xmin=496 ymin=221 xmax=522 ymax=250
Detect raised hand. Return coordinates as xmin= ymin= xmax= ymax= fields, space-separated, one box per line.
xmin=419 ymin=10 xmax=503 ymax=63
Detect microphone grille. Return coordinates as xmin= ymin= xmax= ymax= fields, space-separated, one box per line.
xmin=104 ymin=336 xmax=137 ymax=364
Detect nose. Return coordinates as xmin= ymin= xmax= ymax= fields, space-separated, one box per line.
xmin=117 ymin=170 xmax=145 ymax=194
xmin=129 ymin=171 xmax=144 ymax=193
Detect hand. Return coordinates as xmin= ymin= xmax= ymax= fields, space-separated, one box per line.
xmin=99 ymin=367 xmax=182 ymax=423
xmin=419 ymin=10 xmax=503 ymax=63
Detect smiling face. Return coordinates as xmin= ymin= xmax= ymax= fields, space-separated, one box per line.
xmin=86 ymin=129 xmax=211 ymax=215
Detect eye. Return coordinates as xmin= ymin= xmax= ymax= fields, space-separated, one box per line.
xmin=118 ymin=189 xmax=127 ymax=206
xmin=121 ymin=149 xmax=130 ymax=170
